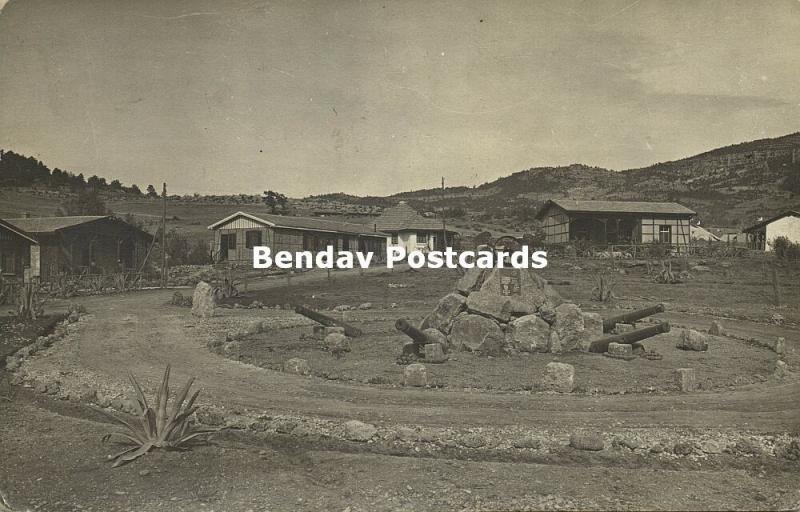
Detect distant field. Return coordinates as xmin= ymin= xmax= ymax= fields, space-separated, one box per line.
xmin=0 ymin=190 xmax=528 ymax=241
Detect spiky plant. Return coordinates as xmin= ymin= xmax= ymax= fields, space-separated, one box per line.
xmin=100 ymin=365 xmax=217 ymax=467
xmin=0 ymin=488 xmax=16 ymax=512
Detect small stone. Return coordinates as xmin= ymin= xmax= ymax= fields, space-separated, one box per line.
xmin=423 ymin=343 xmax=447 ymax=364
xmin=673 ymin=442 xmax=694 ymax=456
xmin=67 ymin=311 xmax=80 ymax=323
xmin=538 ymin=305 xmax=556 ymax=325
xmin=541 ymin=362 xmax=574 ymax=393
xmin=312 ymin=325 xmax=345 ymax=340
xmin=569 ymin=432 xmax=604 ymax=451
xmin=708 ymin=320 xmax=726 ymax=336
xmin=461 ymin=433 xmax=486 ymax=448
xmin=343 ymin=420 xmax=377 ymax=442
xmin=35 ymin=381 xmax=49 ymax=394
xmin=614 ymin=323 xmax=635 ymax=334
xmin=512 ymin=436 xmax=542 ymax=449
xmin=4 ymin=356 xmax=20 ymax=371
xmin=404 ymin=363 xmax=428 ymax=387
xmin=245 ymin=320 xmax=263 ymax=335
xmin=284 ymin=358 xmax=311 ymax=376
xmin=675 ymin=368 xmax=696 ymax=392
xmin=771 ymin=313 xmax=785 ymax=325
xmin=775 ymin=337 xmax=785 ymax=355
xmin=196 ymin=407 xmax=225 ymax=426
xmin=677 ymin=329 xmax=708 ymax=351
xmin=325 ymin=333 xmax=351 ymax=356
xmin=649 ymin=444 xmax=665 ymax=454
xmin=700 ymin=440 xmax=723 ymax=454
xmin=774 ymin=360 xmax=788 ymax=379
xmin=273 ymin=419 xmax=298 ymax=434
xmin=357 ymin=302 xmax=373 ymax=310
xmin=139 ymin=469 xmax=151 ymax=477
xmin=607 ymin=342 xmax=632 ymax=357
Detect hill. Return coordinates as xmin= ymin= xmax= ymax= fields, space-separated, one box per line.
xmin=2 ymin=132 xmax=799 ymax=236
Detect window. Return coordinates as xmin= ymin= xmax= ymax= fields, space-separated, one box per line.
xmin=342 ymin=237 xmax=349 ymax=251
xmin=417 ymin=232 xmax=429 ymax=244
xmin=391 ymin=234 xmax=398 ymax=245
xmin=244 ymin=230 xmax=261 ymax=249
xmin=659 ymin=225 xmax=672 ymax=244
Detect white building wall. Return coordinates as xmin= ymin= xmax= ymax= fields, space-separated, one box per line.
xmin=385 ymin=231 xmax=437 ymax=253
xmin=765 ymin=216 xmax=800 ymax=251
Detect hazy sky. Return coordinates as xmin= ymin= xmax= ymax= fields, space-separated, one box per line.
xmin=1 ymin=0 xmax=799 ymax=196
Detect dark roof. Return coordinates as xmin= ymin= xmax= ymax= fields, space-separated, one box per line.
xmin=0 ymin=218 xmax=38 ymax=244
xmin=535 ymin=199 xmax=696 ymax=219
xmin=742 ymin=210 xmax=800 ymax=233
xmin=376 ymin=202 xmax=457 ymax=233
xmin=4 ymin=215 xmax=152 ymax=240
xmin=208 ymin=211 xmax=386 ymax=238
xmin=3 ymin=216 xmax=108 ymax=234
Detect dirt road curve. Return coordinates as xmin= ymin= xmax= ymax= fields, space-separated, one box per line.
xmin=39 ymin=287 xmax=799 ymax=432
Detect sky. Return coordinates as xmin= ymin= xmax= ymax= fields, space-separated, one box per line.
xmin=1 ymin=0 xmax=799 ymax=197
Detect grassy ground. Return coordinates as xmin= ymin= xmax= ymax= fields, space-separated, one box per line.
xmin=220 ymin=260 xmax=784 ymax=393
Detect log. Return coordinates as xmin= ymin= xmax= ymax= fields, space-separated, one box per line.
xmin=294 ymin=305 xmax=363 ymax=337
xmin=602 ymin=304 xmax=665 ymax=333
xmin=589 ymin=322 xmax=671 ymax=353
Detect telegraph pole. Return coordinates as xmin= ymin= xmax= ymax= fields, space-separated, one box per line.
xmin=161 ymin=182 xmax=167 ymax=288
xmin=440 ymin=177 xmax=447 ymax=250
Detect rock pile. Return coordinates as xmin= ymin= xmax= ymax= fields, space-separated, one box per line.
xmin=418 ymin=266 xmax=602 ymax=355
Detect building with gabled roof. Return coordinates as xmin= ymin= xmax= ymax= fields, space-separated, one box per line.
xmin=534 ymin=199 xmax=695 ymax=250
xmin=0 ymin=218 xmax=39 ymax=279
xmin=3 ymin=215 xmax=152 ymax=279
xmin=375 ymin=202 xmax=458 ymax=252
xmin=207 ymin=211 xmax=387 ymax=263
xmin=743 ymin=210 xmax=800 ymax=251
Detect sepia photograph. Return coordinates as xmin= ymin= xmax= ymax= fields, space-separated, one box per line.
xmin=1 ymin=0 xmax=799 ymax=510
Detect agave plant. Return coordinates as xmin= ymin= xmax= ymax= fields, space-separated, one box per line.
xmin=100 ymin=365 xmax=217 ymax=467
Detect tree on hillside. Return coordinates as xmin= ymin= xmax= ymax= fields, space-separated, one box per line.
xmin=262 ymin=190 xmax=288 ymax=214
xmin=86 ymin=175 xmax=107 ymax=189
xmin=146 ymin=184 xmax=159 ymax=198
xmin=57 ymin=188 xmax=109 ymax=216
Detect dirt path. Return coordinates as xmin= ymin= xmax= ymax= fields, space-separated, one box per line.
xmin=29 ymin=287 xmax=800 ymax=433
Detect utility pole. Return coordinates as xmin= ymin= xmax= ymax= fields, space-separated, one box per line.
xmin=161 ymin=182 xmax=167 ymax=288
xmin=440 ymin=177 xmax=447 ymax=251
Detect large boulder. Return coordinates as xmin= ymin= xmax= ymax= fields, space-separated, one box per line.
xmin=507 ymin=315 xmax=551 ymax=352
xmin=553 ymin=303 xmax=586 ymax=351
xmin=423 ymin=343 xmax=447 ymax=363
xmin=677 ymin=329 xmax=709 ymax=351
xmin=191 ymin=281 xmax=216 ymax=318
xmin=420 ymin=293 xmax=466 ymax=334
xmin=455 ymin=267 xmax=487 ymax=295
xmin=466 ymin=268 xmax=561 ymax=323
xmin=449 ymin=314 xmax=505 ymax=355
xmin=541 ymin=362 xmax=574 ymax=392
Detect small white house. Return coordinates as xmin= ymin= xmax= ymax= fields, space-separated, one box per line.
xmin=375 ymin=202 xmax=458 ymax=253
xmin=743 ymin=211 xmax=800 ymax=251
